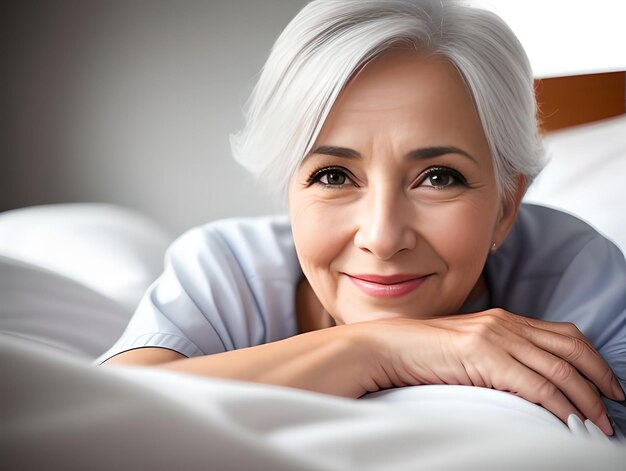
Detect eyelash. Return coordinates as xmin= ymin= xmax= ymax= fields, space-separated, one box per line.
xmin=306 ymin=165 xmax=468 ymax=189
xmin=306 ymin=166 xmax=355 ymax=188
xmin=417 ymin=167 xmax=468 ymax=189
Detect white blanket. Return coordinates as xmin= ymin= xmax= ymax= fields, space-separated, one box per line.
xmin=2 ymin=335 xmax=625 ymax=471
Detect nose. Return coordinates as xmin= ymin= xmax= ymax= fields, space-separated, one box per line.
xmin=353 ymin=189 xmax=418 ymax=260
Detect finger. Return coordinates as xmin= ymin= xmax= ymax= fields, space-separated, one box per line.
xmin=517 ymin=323 xmax=622 ymax=401
xmin=506 ymin=335 xmax=613 ymax=435
xmin=516 ymin=317 xmax=596 ymax=350
xmin=463 ymin=343 xmax=583 ymax=424
xmin=586 ymin=378 xmax=600 ymax=397
xmin=584 ymin=419 xmax=612 ymax=442
xmin=485 ymin=352 xmax=583 ymax=425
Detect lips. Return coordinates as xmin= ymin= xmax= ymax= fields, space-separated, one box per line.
xmin=346 ymin=273 xmax=429 ymax=298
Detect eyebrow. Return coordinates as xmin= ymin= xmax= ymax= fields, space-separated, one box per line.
xmin=308 ymin=145 xmax=478 ymax=163
xmin=308 ymin=145 xmax=361 ymax=159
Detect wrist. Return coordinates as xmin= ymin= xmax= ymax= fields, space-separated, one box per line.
xmin=339 ymin=322 xmax=397 ymax=394
xmin=346 ymin=318 xmax=443 ymax=392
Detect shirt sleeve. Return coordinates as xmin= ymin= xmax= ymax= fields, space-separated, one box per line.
xmin=543 ymin=235 xmax=626 ymax=436
xmin=96 ymin=217 xmax=301 ymax=364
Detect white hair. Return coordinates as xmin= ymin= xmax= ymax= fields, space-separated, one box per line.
xmin=230 ymin=0 xmax=545 ymax=201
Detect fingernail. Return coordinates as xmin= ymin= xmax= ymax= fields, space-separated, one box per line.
xmin=567 ymin=414 xmax=586 ymax=434
xmin=612 ymin=378 xmax=625 ymax=401
xmin=596 ymin=414 xmax=614 ymax=436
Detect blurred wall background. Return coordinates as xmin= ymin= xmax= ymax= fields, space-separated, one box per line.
xmin=3 ymin=0 xmax=624 ymax=236
xmin=2 ymin=0 xmax=308 ymax=235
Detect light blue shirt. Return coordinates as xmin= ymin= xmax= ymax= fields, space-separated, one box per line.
xmin=98 ymin=204 xmax=626 ymax=433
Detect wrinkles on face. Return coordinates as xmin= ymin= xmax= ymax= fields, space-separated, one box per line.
xmin=289 ymin=50 xmax=508 ymax=325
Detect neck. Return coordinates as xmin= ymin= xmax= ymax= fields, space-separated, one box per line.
xmin=296 ymin=278 xmax=335 ymax=333
xmin=466 ymin=273 xmax=487 ymax=302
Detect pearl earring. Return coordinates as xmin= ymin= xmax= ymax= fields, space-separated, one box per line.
xmin=491 ymin=242 xmax=497 ymax=252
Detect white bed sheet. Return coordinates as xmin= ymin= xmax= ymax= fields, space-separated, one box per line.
xmin=0 ymin=255 xmax=130 ymax=358
xmin=2 ymin=334 xmax=625 ymax=471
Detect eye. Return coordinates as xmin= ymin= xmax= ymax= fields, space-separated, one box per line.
xmin=308 ymin=167 xmax=354 ymax=187
xmin=417 ymin=167 xmax=467 ymax=189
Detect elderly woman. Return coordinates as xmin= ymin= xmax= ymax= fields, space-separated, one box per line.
xmin=100 ymin=0 xmax=626 ymax=436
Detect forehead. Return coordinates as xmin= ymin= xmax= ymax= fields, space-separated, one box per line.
xmin=344 ymin=51 xmax=466 ymax=103
xmin=317 ymin=50 xmax=486 ymax=149
xmin=307 ymin=50 xmax=493 ymax=167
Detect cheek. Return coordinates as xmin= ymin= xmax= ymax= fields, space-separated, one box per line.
xmin=289 ymin=197 xmax=351 ymax=278
xmin=420 ymin=199 xmax=498 ymax=272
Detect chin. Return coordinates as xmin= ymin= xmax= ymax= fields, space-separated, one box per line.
xmin=334 ymin=294 xmax=469 ymax=323
xmin=333 ymin=303 xmax=434 ymax=324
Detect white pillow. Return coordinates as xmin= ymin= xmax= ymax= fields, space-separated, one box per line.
xmin=524 ymin=115 xmax=626 ymax=254
xmin=0 ymin=203 xmax=172 ymax=312
xmin=0 ymin=203 xmax=173 ymax=358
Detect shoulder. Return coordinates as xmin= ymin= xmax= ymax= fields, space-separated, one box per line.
xmin=170 ymin=214 xmax=301 ymax=283
xmin=98 ymin=215 xmax=302 ymax=361
xmin=490 ymin=204 xmax=622 ymax=280
xmin=510 ymin=204 xmax=602 ymax=260
xmin=487 ymin=204 xmax=626 ymax=324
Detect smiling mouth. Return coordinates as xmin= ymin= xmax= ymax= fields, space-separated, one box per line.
xmin=345 ymin=273 xmax=430 ymax=298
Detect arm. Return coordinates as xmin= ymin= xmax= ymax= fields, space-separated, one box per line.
xmin=104 ymin=307 xmax=623 ymax=435
xmin=100 ymin=216 xmax=623 ymax=434
xmin=103 ymin=325 xmax=380 ymax=398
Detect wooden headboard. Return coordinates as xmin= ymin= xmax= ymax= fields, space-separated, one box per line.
xmin=534 ymin=71 xmax=625 ymax=133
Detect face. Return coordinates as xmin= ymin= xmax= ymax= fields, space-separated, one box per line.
xmin=288 ymin=51 xmax=520 ymax=324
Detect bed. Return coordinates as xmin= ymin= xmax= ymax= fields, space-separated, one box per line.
xmin=2 ymin=72 xmax=626 ymax=470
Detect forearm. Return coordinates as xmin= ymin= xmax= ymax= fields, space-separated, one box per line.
xmin=158 ymin=325 xmax=380 ymax=398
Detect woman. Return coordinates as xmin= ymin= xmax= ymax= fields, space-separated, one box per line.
xmin=100 ymin=0 xmax=626 ymax=436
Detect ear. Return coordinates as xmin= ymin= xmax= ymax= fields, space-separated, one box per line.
xmin=492 ymin=175 xmax=526 ymax=249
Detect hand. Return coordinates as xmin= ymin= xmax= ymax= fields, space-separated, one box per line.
xmin=360 ymin=309 xmax=624 ymax=436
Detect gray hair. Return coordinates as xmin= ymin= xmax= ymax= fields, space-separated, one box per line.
xmin=230 ymin=0 xmax=545 ymax=201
